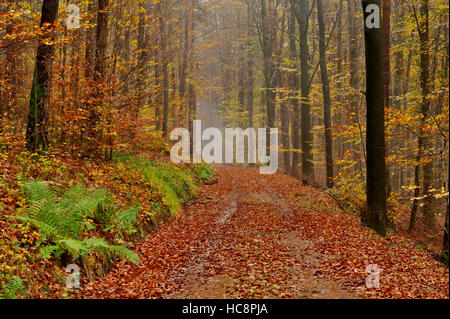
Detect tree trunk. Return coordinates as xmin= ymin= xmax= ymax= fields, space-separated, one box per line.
xmin=443 ymin=192 xmax=449 ymax=266
xmin=335 ymin=0 xmax=344 ymax=168
xmin=87 ymin=0 xmax=109 ymax=157
xmin=276 ymin=10 xmax=289 ymax=172
xmin=136 ymin=1 xmax=146 ymax=112
xmin=317 ymin=0 xmax=334 ymax=188
xmin=0 ymin=0 xmax=17 ymax=126
xmin=347 ymin=0 xmax=358 ymax=92
xmin=85 ymin=0 xmax=96 ymax=80
xmin=289 ymin=4 xmax=300 ymax=177
xmin=383 ymin=0 xmax=392 ymax=198
xmin=159 ymin=3 xmax=169 ymax=136
xmin=362 ymin=0 xmax=387 ymax=236
xmin=247 ymin=4 xmax=254 ymax=129
xmin=260 ymin=0 xmax=277 ymax=141
xmin=298 ymin=0 xmax=315 ymax=185
xmin=237 ymin=12 xmax=246 ymax=118
xmin=418 ymin=0 xmax=436 ymax=229
xmin=155 ymin=48 xmax=162 ymax=131
xmin=179 ymin=0 xmax=191 ymax=108
xmin=26 ymin=0 xmax=60 ymax=152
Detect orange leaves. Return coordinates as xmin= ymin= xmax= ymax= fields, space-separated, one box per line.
xmin=79 ymin=167 xmax=448 ymax=299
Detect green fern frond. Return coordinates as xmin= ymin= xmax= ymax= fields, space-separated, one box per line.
xmin=28 ymin=197 xmax=48 ymax=218
xmin=0 ymin=277 xmax=25 ymax=299
xmin=58 ymin=239 xmax=88 ymax=258
xmin=105 ymin=207 xmax=139 ymax=231
xmin=40 ymin=245 xmax=62 ymax=260
xmin=14 ymin=215 xmax=61 ymax=240
xmin=108 ymin=245 xmax=140 ymax=265
xmin=23 ymin=180 xmax=56 ymax=203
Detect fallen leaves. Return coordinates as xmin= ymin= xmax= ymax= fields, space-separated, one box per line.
xmin=79 ymin=166 xmax=449 ymax=299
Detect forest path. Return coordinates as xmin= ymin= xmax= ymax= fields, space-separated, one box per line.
xmin=81 ymin=166 xmax=449 ymax=299
xmin=81 ymin=166 xmax=356 ymax=298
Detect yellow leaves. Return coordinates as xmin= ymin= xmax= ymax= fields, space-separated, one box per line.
xmin=435 ymin=192 xmax=449 ymax=199
xmin=106 ymin=131 xmax=118 ymax=137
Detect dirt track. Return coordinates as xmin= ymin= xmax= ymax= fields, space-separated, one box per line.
xmin=81 ymin=166 xmax=449 ymax=299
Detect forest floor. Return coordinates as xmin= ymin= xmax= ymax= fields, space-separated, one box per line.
xmin=80 ymin=166 xmax=449 ymax=299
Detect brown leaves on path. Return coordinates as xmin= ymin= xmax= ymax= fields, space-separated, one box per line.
xmin=80 ymin=166 xmax=449 ymax=299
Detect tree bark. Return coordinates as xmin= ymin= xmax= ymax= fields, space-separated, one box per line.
xmin=362 ymin=0 xmax=387 ymax=236
xmin=0 ymin=0 xmax=17 ymax=125
xmin=418 ymin=0 xmax=436 ymax=229
xmin=85 ymin=0 xmax=96 ymax=80
xmin=237 ymin=12 xmax=246 ymax=118
xmin=87 ymin=0 xmax=109 ymax=157
xmin=26 ymin=0 xmax=60 ymax=152
xmin=443 ymin=191 xmax=449 ymax=266
xmin=260 ymin=0 xmax=277 ymax=140
xmin=383 ymin=0 xmax=392 ymax=198
xmin=179 ymin=0 xmax=191 ymax=107
xmin=317 ymin=0 xmax=334 ymax=188
xmin=247 ymin=4 xmax=255 ymax=129
xmin=298 ymin=0 xmax=315 ymax=185
xmin=289 ymin=5 xmax=300 ymax=177
xmin=159 ymin=3 xmax=169 ymax=136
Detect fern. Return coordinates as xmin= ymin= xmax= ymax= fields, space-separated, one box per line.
xmin=40 ymin=245 xmax=62 ymax=259
xmin=193 ymin=163 xmax=215 ymax=182
xmin=23 ymin=180 xmax=56 ymax=204
xmin=15 ymin=215 xmax=61 ymax=240
xmin=58 ymin=239 xmax=89 ymax=258
xmin=105 ymin=206 xmax=139 ymax=232
xmin=108 ymin=245 xmax=140 ymax=265
xmin=143 ymin=168 xmax=181 ymax=215
xmin=38 ymin=238 xmax=139 ymax=265
xmin=11 ymin=181 xmax=140 ymax=266
xmin=0 ymin=277 xmax=26 ymax=299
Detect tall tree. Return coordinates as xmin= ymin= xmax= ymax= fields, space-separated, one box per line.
xmin=0 ymin=0 xmax=17 ymax=126
xmin=85 ymin=0 xmax=96 ymax=80
xmin=26 ymin=0 xmax=60 ymax=151
xmin=409 ymin=0 xmax=436 ymax=230
xmin=288 ymin=5 xmax=300 ymax=177
xmin=443 ymin=172 xmax=449 ymax=266
xmin=136 ymin=0 xmax=147 ymax=111
xmin=237 ymin=11 xmax=246 ymax=118
xmin=87 ymin=0 xmax=109 ymax=157
xmin=159 ymin=2 xmax=169 ymax=136
xmin=417 ymin=0 xmax=436 ymax=229
xmin=246 ymin=4 xmax=255 ymax=129
xmin=362 ymin=0 xmax=387 ymax=236
xmin=347 ymin=0 xmax=359 ymax=99
xmin=382 ymin=0 xmax=390 ymax=109
xmin=383 ymin=0 xmax=392 ymax=197
xmin=276 ymin=5 xmax=290 ymax=172
xmin=317 ymin=0 xmax=334 ymax=188
xmin=179 ymin=0 xmax=191 ymax=109
xmin=259 ymin=0 xmax=277 ymax=142
xmin=297 ymin=0 xmax=315 ymax=185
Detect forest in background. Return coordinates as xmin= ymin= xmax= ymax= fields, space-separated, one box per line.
xmin=0 ymin=0 xmax=448 ymax=298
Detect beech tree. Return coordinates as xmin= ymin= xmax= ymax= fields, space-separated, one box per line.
xmin=362 ymin=0 xmax=387 ymax=235
xmin=26 ymin=0 xmax=60 ymax=151
xmin=317 ymin=0 xmax=334 ymax=188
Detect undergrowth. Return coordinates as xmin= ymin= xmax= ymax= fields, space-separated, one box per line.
xmin=0 ymin=151 xmax=214 ymax=298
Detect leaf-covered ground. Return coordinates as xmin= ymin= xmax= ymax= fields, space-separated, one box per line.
xmin=80 ymin=166 xmax=449 ymax=299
